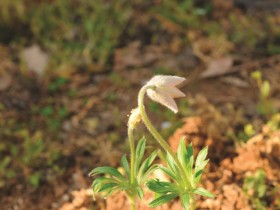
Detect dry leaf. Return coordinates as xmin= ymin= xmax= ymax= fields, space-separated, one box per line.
xmin=0 ymin=74 xmax=12 ymax=91
xmin=201 ymin=57 xmax=234 ymax=78
xmin=114 ymin=41 xmax=159 ymax=71
xmin=22 ymin=45 xmax=49 ymax=76
xmin=221 ymin=76 xmax=249 ymax=88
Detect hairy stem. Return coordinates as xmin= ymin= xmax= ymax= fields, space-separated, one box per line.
xmin=127 ymin=128 xmax=137 ymax=210
xmin=127 ymin=193 xmax=136 ymax=210
xmin=128 ymin=127 xmax=135 ymax=184
xmin=190 ymin=194 xmax=196 ymax=210
xmin=131 ymin=203 xmax=136 ymax=210
xmin=138 ymin=85 xmax=193 ymax=189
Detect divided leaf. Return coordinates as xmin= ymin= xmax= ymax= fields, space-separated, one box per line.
xmin=91 ymin=136 xmax=159 ymax=203
xmin=166 ymin=153 xmax=181 ymax=181
xmin=135 ymin=138 xmax=146 ymax=174
xmin=186 ymin=143 xmax=193 ymax=163
xmin=195 ymin=147 xmax=208 ymax=169
xmin=92 ymin=177 xmax=118 ymax=191
xmin=121 ymin=155 xmax=130 ymax=179
xmin=136 ymin=187 xmax=144 ymax=199
xmin=177 ymin=138 xmax=187 ymax=168
xmin=177 ymin=139 xmax=194 ymax=183
xmin=194 ymin=147 xmax=209 ymax=184
xmin=194 ymin=188 xmax=215 ymax=198
xmin=159 ymin=166 xmax=177 ymax=180
xmin=138 ymin=150 xmax=158 ymax=181
xmin=140 ymin=164 xmax=159 ymax=185
xmin=194 ymin=159 xmax=209 ymax=184
xmin=92 ymin=176 xmax=123 ymax=197
xmin=147 ymin=179 xmax=179 ymax=194
xmin=181 ymin=193 xmax=190 ymax=210
xmin=185 ymin=143 xmax=194 ymax=180
xmin=98 ymin=182 xmax=119 ymax=193
xmin=149 ymin=193 xmax=179 ymax=208
xmin=90 ymin=166 xmax=125 ymax=182
xmin=91 ymin=135 xmax=214 ymax=210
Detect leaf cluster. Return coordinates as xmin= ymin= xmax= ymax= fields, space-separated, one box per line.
xmin=147 ymin=138 xmax=214 ymax=209
xmin=90 ymin=138 xmax=158 ymax=201
xmin=243 ymin=170 xmax=268 ymax=210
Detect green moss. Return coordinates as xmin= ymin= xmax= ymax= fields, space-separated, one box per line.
xmin=0 ymin=0 xmax=132 ymax=71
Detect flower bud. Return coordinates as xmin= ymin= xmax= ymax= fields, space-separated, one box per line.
xmin=127 ymin=107 xmax=141 ymax=129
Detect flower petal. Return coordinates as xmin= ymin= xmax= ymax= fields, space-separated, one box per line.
xmin=160 ymin=86 xmax=185 ymax=98
xmin=147 ymin=89 xmax=178 ymax=113
xmin=147 ymin=75 xmax=186 ymax=87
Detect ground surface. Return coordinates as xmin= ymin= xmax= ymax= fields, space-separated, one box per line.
xmin=0 ymin=1 xmax=280 ymax=210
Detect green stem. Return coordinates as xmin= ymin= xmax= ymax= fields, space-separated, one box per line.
xmin=138 ymin=85 xmax=193 ymax=189
xmin=190 ymin=194 xmax=196 ymax=210
xmin=127 ymin=194 xmax=136 ymax=210
xmin=128 ymin=128 xmax=137 ymax=210
xmin=128 ymin=127 xmax=135 ymax=184
xmin=131 ymin=203 xmax=136 ymax=210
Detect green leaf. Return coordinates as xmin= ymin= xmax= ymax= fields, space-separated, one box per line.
xmin=90 ymin=167 xmax=125 ymax=182
xmin=186 ymin=157 xmax=194 ymax=182
xmin=176 ymin=141 xmax=194 ymax=180
xmin=181 ymin=193 xmax=190 ymax=210
xmin=140 ymin=164 xmax=159 ymax=184
xmin=92 ymin=177 xmax=110 ymax=186
xmin=195 ymin=159 xmax=208 ymax=172
xmin=185 ymin=144 xmax=194 ymax=180
xmin=177 ymin=138 xmax=187 ymax=166
xmin=136 ymin=187 xmax=144 ymax=199
xmin=147 ymin=179 xmax=179 ymax=194
xmin=194 ymin=159 xmax=209 ymax=184
xmin=194 ymin=188 xmax=215 ymax=198
xmin=92 ymin=177 xmax=118 ymax=192
xmin=166 ymin=153 xmax=180 ymax=181
xmin=159 ymin=166 xmax=177 ymax=180
xmin=41 ymin=106 xmax=54 ymax=116
xmin=186 ymin=143 xmax=193 ymax=162
xmin=138 ymin=150 xmax=158 ymax=180
xmin=121 ymin=155 xmax=130 ymax=179
xmin=257 ymin=185 xmax=266 ymax=198
xmin=135 ymin=138 xmax=146 ymax=174
xmin=29 ymin=172 xmax=41 ymax=187
xmin=154 ymin=192 xmax=164 ymax=199
xmin=98 ymin=182 xmax=119 ymax=193
xmin=106 ymin=186 xmax=122 ymax=197
xmin=194 ymin=169 xmax=203 ymax=184
xmin=149 ymin=193 xmax=179 ymax=207
xmin=195 ymin=147 xmax=208 ymax=169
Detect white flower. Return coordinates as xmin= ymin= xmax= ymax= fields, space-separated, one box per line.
xmin=146 ymin=75 xmax=186 ymax=113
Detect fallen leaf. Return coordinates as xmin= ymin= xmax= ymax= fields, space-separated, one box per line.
xmin=200 ymin=57 xmax=234 ymax=78
xmin=221 ymin=76 xmax=249 ymax=88
xmin=0 ymin=74 xmax=12 ymax=91
xmin=114 ymin=41 xmax=159 ymax=71
xmin=22 ymin=45 xmax=49 ymax=76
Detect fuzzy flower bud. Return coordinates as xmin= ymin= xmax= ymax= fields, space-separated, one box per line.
xmin=146 ymin=75 xmax=186 ymax=113
xmin=127 ymin=107 xmax=141 ymax=129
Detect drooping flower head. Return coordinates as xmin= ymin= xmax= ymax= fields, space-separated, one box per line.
xmin=146 ymin=75 xmax=186 ymax=113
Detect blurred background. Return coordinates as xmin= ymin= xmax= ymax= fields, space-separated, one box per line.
xmin=0 ymin=0 xmax=280 ymax=209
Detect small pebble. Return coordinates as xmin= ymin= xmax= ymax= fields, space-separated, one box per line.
xmin=62 ymin=194 xmax=70 ymax=202
xmin=161 ymin=121 xmax=172 ymax=129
